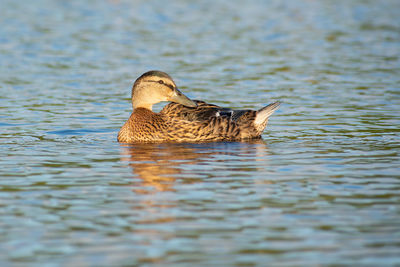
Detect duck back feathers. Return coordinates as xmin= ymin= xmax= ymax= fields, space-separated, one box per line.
xmin=160 ymin=100 xmax=281 ymax=140
xmin=118 ymin=101 xmax=280 ymax=143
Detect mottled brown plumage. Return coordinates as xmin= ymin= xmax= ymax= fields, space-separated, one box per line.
xmin=118 ymin=71 xmax=280 ymax=143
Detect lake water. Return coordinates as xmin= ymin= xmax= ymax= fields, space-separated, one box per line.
xmin=1 ymin=0 xmax=400 ymax=266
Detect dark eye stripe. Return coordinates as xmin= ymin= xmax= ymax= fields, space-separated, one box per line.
xmin=149 ymin=80 xmax=175 ymax=90
xmin=165 ymin=83 xmax=175 ymax=90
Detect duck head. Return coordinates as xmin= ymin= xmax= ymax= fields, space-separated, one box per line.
xmin=131 ymin=70 xmax=197 ymax=110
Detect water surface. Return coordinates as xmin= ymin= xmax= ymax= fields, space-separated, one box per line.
xmin=1 ymin=0 xmax=400 ymax=266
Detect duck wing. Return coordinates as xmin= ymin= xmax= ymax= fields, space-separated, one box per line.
xmin=161 ymin=100 xmax=252 ymax=122
xmin=160 ymin=100 xmax=281 ymax=140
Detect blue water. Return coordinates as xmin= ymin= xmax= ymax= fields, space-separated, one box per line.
xmin=1 ymin=0 xmax=400 ymax=266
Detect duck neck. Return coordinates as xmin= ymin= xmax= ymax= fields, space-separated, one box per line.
xmin=131 ymin=85 xmax=156 ymax=111
xmin=132 ymin=101 xmax=153 ymax=111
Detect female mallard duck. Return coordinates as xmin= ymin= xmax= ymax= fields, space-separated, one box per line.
xmin=118 ymin=70 xmax=280 ymax=143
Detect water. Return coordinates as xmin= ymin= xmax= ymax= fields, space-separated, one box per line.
xmin=1 ymin=0 xmax=400 ymax=265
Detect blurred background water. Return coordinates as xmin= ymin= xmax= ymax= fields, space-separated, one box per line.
xmin=1 ymin=0 xmax=400 ymax=266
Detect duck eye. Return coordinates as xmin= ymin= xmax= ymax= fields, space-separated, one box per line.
xmin=158 ymin=80 xmax=164 ymax=85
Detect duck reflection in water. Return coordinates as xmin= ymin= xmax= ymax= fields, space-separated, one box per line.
xmin=120 ymin=140 xmax=269 ymax=193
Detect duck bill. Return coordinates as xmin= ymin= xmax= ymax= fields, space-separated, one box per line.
xmin=169 ymin=88 xmax=197 ymax=107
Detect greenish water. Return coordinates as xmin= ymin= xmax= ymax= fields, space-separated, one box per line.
xmin=1 ymin=0 xmax=400 ymax=266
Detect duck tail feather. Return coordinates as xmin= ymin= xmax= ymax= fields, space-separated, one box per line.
xmin=254 ymin=101 xmax=281 ymax=127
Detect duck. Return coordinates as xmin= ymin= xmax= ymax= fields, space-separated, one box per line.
xmin=117 ymin=70 xmax=280 ymax=143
